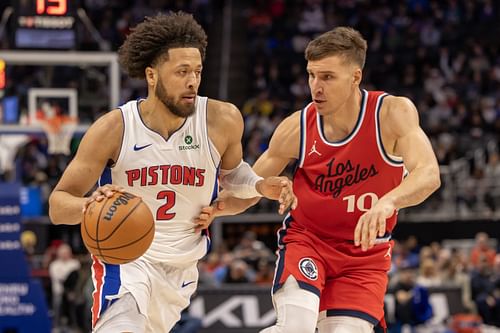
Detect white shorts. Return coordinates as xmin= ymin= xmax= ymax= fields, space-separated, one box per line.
xmin=91 ymin=257 xmax=199 ymax=332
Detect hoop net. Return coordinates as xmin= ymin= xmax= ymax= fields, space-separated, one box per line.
xmin=38 ymin=115 xmax=77 ymax=155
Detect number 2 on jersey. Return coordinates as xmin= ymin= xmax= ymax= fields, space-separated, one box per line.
xmin=343 ymin=192 xmax=379 ymax=212
xmin=156 ymin=190 xmax=176 ymax=220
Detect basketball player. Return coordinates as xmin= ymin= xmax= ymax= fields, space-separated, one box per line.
xmin=199 ymin=27 xmax=441 ymax=333
xmin=48 ymin=12 xmax=296 ymax=333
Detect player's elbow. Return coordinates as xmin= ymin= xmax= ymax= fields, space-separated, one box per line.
xmin=48 ymin=195 xmax=59 ymax=225
xmin=48 ymin=191 xmax=64 ymax=225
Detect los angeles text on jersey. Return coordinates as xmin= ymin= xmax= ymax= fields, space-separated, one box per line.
xmin=125 ymin=165 xmax=206 ymax=187
xmin=314 ymin=157 xmax=378 ymax=198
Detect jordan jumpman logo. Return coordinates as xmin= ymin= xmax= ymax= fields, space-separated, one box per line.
xmin=308 ymin=140 xmax=322 ymax=156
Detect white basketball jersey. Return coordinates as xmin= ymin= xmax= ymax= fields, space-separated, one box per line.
xmin=109 ymin=96 xmax=219 ymax=265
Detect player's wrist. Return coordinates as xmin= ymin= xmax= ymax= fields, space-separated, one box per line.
xmin=255 ymin=179 xmax=264 ymax=196
xmin=378 ymin=197 xmax=397 ymax=214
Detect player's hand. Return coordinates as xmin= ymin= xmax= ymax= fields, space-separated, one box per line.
xmin=83 ymin=185 xmax=125 ymax=213
xmin=354 ymin=199 xmax=395 ymax=251
xmin=194 ymin=200 xmax=226 ymax=232
xmin=256 ymin=176 xmax=298 ymax=214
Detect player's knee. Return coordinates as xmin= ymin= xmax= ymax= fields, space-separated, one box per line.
xmin=260 ymin=304 xmax=317 ymax=333
xmin=262 ymin=276 xmax=319 ymax=333
xmin=282 ymin=310 xmax=317 ymax=333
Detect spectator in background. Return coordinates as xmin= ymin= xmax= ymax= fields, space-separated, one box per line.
xmin=48 ymin=243 xmax=81 ymax=328
xmin=390 ymin=268 xmax=433 ymax=333
xmin=487 ymin=254 xmax=500 ymax=327
xmin=416 ymin=258 xmax=442 ymax=287
xmin=213 ymin=252 xmax=236 ymax=286
xmin=391 ymin=268 xmax=415 ymax=333
xmin=470 ymin=232 xmax=496 ymax=269
xmin=470 ymin=255 xmax=497 ymax=325
xmin=392 ymin=239 xmax=420 ymax=273
xmin=233 ymin=231 xmax=273 ymax=270
xmin=197 ymin=252 xmax=221 ymax=287
xmin=62 ymin=256 xmax=93 ymax=332
xmin=440 ymin=249 xmax=475 ymax=313
xmin=20 ymin=230 xmax=37 ymax=263
xmin=254 ymin=257 xmax=275 ymax=286
xmin=223 ymin=259 xmax=252 ymax=284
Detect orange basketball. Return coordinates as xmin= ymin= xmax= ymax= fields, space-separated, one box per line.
xmin=81 ymin=191 xmax=154 ymax=264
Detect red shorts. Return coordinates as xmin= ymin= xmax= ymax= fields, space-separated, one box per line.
xmin=273 ymin=218 xmax=393 ymax=325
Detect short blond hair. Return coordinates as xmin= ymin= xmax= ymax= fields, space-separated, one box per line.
xmin=305 ymin=27 xmax=367 ymax=69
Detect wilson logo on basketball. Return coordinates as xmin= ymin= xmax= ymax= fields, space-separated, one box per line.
xmin=103 ymin=192 xmax=136 ymax=221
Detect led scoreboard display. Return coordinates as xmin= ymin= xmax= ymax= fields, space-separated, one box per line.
xmin=13 ymin=0 xmax=78 ymax=49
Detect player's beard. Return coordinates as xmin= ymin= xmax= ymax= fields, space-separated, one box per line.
xmin=155 ymin=79 xmax=196 ymax=118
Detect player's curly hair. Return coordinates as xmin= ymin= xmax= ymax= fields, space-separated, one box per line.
xmin=118 ymin=12 xmax=207 ymax=79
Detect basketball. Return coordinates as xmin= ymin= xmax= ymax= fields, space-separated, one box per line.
xmin=81 ymin=191 xmax=155 ymax=264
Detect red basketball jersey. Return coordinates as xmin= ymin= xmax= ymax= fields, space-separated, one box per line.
xmin=291 ymin=90 xmax=405 ymax=241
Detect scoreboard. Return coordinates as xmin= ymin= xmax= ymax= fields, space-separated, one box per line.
xmin=12 ymin=0 xmax=78 ymax=49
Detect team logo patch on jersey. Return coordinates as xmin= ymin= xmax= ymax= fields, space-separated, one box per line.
xmin=298 ymin=258 xmax=318 ymax=280
xmin=179 ymin=134 xmax=200 ymax=150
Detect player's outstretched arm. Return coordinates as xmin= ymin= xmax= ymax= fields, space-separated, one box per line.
xmin=208 ymin=100 xmax=296 ymax=206
xmin=194 ymin=110 xmax=301 ymax=230
xmin=354 ymin=96 xmax=441 ymax=250
xmin=48 ymin=110 xmax=123 ymax=225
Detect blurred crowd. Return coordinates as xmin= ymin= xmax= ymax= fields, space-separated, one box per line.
xmin=20 ymin=228 xmax=500 ymax=332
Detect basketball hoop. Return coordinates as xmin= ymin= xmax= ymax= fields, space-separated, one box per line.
xmin=39 ymin=114 xmax=77 ymax=155
xmin=34 ymin=100 xmax=77 ymax=155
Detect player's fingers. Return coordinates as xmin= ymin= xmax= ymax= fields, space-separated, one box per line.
xmin=109 ymin=185 xmax=126 ymax=192
xmin=378 ymin=216 xmax=386 ymax=237
xmin=361 ymin=215 xmax=372 ymax=251
xmin=82 ymin=198 xmax=94 ymax=213
xmin=278 ymin=185 xmax=290 ymax=204
xmin=354 ymin=214 xmax=365 ymax=246
xmin=197 ymin=212 xmax=211 ymax=221
xmin=193 ymin=219 xmax=208 ymax=231
xmin=280 ymin=178 xmax=292 ymax=188
xmin=100 ymin=186 xmax=117 ymax=197
xmin=96 ymin=185 xmax=124 ymax=198
xmin=105 ymin=185 xmax=123 ymax=194
xmin=194 ymin=224 xmax=206 ymax=232
xmin=368 ymin=215 xmax=379 ymax=249
xmin=200 ymin=206 xmax=214 ymax=215
xmin=279 ymin=202 xmax=287 ymax=215
xmin=278 ymin=188 xmax=295 ymax=214
xmin=90 ymin=190 xmax=105 ymax=202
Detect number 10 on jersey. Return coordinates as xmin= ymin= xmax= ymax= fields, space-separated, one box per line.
xmin=343 ymin=192 xmax=379 ymax=213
